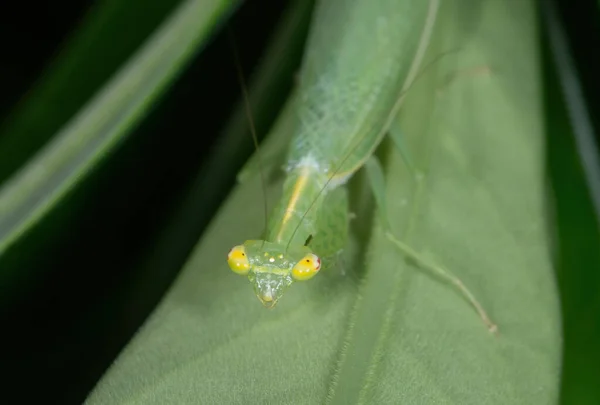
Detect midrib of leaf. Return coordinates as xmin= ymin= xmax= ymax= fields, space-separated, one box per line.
xmin=326 ymin=122 xmax=436 ymax=405
xmin=0 ymin=0 xmax=237 ymax=256
xmin=325 ymin=2 xmax=439 ymax=402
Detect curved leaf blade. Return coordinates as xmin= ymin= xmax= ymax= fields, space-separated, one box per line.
xmin=0 ymin=0 xmax=238 ymax=256
xmin=0 ymin=0 xmax=182 ymax=184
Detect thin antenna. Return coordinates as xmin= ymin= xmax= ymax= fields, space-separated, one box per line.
xmin=228 ymin=27 xmax=269 ymax=236
xmin=285 ymin=48 xmax=462 ymax=250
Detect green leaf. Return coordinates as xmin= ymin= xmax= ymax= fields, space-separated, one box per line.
xmin=0 ymin=0 xmax=184 ymax=185
xmin=327 ymin=1 xmax=560 ymax=402
xmin=85 ymin=0 xmax=560 ymax=403
xmin=540 ymin=1 xmax=600 ymax=403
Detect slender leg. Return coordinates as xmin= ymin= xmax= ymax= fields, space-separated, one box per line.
xmin=312 ymin=187 xmax=350 ymax=273
xmin=365 ymin=155 xmax=497 ymax=334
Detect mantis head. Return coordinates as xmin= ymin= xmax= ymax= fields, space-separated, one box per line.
xmin=227 ymin=240 xmax=321 ymax=308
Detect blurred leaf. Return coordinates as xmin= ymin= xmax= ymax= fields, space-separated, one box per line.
xmin=85 ymin=0 xmax=560 ymax=404
xmin=0 ymin=0 xmax=181 ymax=184
xmin=0 ymin=0 xmax=238 ymax=268
xmin=540 ymin=0 xmax=600 ymax=403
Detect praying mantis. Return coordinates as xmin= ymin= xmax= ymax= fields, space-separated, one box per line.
xmin=226 ymin=0 xmax=497 ymax=333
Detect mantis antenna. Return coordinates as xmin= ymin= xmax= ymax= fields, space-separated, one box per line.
xmin=228 ymin=27 xmax=269 ymax=240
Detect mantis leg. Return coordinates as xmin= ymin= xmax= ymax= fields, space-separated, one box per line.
xmin=365 ymin=154 xmax=498 ymax=334
xmin=387 ymin=125 xmax=417 ymax=181
xmin=312 ymin=187 xmax=349 ymax=272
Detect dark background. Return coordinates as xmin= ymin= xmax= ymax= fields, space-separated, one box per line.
xmin=542 ymin=1 xmax=600 ymax=404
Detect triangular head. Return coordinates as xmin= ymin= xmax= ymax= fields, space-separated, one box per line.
xmin=227 ymin=240 xmax=321 ymax=308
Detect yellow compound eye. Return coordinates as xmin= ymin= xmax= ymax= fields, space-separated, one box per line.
xmin=227 ymin=245 xmax=250 ymax=275
xmin=292 ymin=253 xmax=321 ymax=281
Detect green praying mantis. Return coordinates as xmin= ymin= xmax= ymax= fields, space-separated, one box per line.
xmin=226 ymin=0 xmax=497 ymax=333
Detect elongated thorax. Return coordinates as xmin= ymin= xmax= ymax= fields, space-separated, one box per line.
xmin=266 ymin=155 xmax=330 ymax=247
